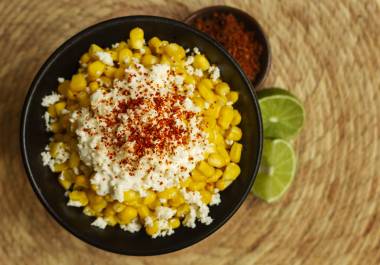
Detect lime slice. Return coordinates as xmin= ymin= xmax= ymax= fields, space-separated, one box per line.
xmin=252 ymin=139 xmax=296 ymax=203
xmin=258 ymin=88 xmax=305 ymax=139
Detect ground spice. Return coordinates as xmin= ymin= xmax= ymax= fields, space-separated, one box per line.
xmin=195 ymin=12 xmax=263 ymax=80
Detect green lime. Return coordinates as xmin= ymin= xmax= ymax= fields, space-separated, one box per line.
xmin=258 ymin=88 xmax=305 ymax=139
xmin=252 ymin=139 xmax=297 ymax=203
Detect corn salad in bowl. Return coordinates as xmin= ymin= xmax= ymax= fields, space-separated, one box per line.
xmin=40 ymin=27 xmax=244 ymax=238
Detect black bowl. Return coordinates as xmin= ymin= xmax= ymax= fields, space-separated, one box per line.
xmin=20 ymin=16 xmax=262 ymax=256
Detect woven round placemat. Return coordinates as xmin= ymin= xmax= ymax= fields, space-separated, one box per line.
xmin=0 ymin=0 xmax=379 ymax=264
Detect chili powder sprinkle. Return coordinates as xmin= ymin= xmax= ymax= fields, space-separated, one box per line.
xmin=194 ymin=12 xmax=263 ymax=80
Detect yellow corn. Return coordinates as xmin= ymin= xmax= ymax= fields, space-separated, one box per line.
xmin=227 ymin=91 xmax=239 ymax=103
xmin=225 ymin=126 xmax=242 ymax=141
xmin=112 ymin=202 xmax=126 ymax=213
xmin=176 ymin=204 xmax=190 ymax=218
xmin=80 ymin=53 xmax=90 ymax=64
xmin=160 ymin=54 xmax=171 ymax=65
xmin=207 ymin=153 xmax=226 ymax=168
xmin=199 ymin=78 xmax=213 ymax=89
xmin=143 ymin=190 xmax=157 ymax=205
xmin=53 ymin=162 xmax=68 ymax=172
xmin=180 ymin=177 xmax=191 ymax=188
xmin=89 ymin=81 xmax=99 ymax=93
xmin=169 ymin=218 xmax=181 ymax=229
xmin=83 ymin=206 xmax=95 ymax=216
xmin=118 ymin=48 xmax=133 ymax=64
xmin=231 ymin=110 xmax=242 ymax=126
xmin=206 ymin=183 xmax=215 ymax=192
xmin=158 ymin=187 xmax=177 ymax=200
xmin=146 ymin=220 xmax=159 ymax=236
xmin=130 ymin=27 xmax=144 ymax=39
xmin=68 ymin=151 xmax=80 ymax=168
xmin=193 ymin=96 xmax=205 ymax=109
xmin=137 ymin=205 xmax=151 ymax=219
xmin=199 ymin=190 xmax=212 ymax=204
xmin=142 ymin=54 xmax=159 ymax=66
xmin=104 ymin=204 xmax=115 ymax=217
xmin=148 ymin=37 xmax=162 ymax=54
xmin=54 ymin=102 xmax=66 ymax=115
xmin=114 ymin=67 xmax=125 ymax=79
xmin=88 ymin=61 xmax=105 ymax=78
xmin=57 ymin=81 xmax=70 ymax=96
xmin=169 ymin=194 xmax=185 ymax=207
xmin=198 ymin=83 xmax=215 ymax=103
xmin=89 ymin=44 xmax=103 ymax=59
xmin=77 ymin=91 xmax=90 ymax=107
xmin=164 ymin=43 xmax=185 ymax=60
xmin=184 ymin=74 xmax=196 ymax=85
xmin=70 ymin=73 xmax=87 ymax=91
xmin=215 ymin=82 xmax=230 ymax=96
xmin=197 ymin=161 xmax=215 ymax=178
xmin=216 ymin=179 xmax=233 ymax=191
xmin=73 ymin=175 xmax=89 ymax=189
xmin=218 ymin=106 xmax=234 ymax=129
xmin=128 ymin=38 xmax=144 ymax=50
xmin=117 ymin=206 xmax=138 ymax=224
xmin=193 ymin=54 xmax=210 ymax=70
xmin=69 ymin=190 xmax=88 ymax=206
xmin=188 ymin=180 xmax=206 ymax=191
xmin=191 ymin=168 xmax=207 ymax=182
xmin=105 ymin=215 xmax=118 ymax=226
xmin=124 ymin=190 xmax=139 ymax=203
xmin=230 ymin=143 xmax=243 ymax=163
xmin=104 ymin=66 xmax=116 ymax=78
xmin=223 ymin=163 xmax=241 ymax=181
xmin=207 ymin=169 xmax=223 ymax=183
xmin=216 ymin=146 xmax=230 ymax=164
xmin=99 ymin=76 xmax=112 ymax=87
xmin=58 ymin=175 xmax=72 ymax=190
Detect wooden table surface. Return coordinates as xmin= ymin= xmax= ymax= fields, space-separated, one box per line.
xmin=1 ymin=0 xmax=379 ymax=264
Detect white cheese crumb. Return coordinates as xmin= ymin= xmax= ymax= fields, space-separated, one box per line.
xmin=208 ymin=65 xmax=220 ymax=81
xmin=91 ymin=217 xmax=108 ymax=229
xmin=41 ymin=92 xmax=61 ymax=107
xmin=120 ymin=218 xmax=142 ymax=233
xmin=185 ymin=48 xmax=190 ymax=53
xmin=194 ymin=68 xmax=203 ymax=77
xmin=57 ymin=77 xmax=65 ymax=83
xmin=111 ymin=43 xmax=120 ymax=49
xmin=145 ymin=216 xmax=153 ymax=227
xmin=185 ymin=56 xmax=194 ymax=65
xmin=156 ymin=206 xmax=176 ymax=220
xmin=96 ymin=51 xmax=114 ymax=66
xmin=193 ymin=47 xmax=200 ymax=54
xmin=210 ymin=192 xmax=221 ymax=206
xmin=226 ymin=101 xmax=233 ymax=106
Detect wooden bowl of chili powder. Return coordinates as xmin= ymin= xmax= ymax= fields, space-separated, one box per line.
xmin=184 ymin=6 xmax=271 ymax=90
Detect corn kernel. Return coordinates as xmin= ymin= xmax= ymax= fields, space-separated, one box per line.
xmin=158 ymin=187 xmax=177 ymax=200
xmin=218 ymin=106 xmax=234 ymax=129
xmin=88 ymin=61 xmax=105 ymax=78
xmin=225 ymin=126 xmax=242 ymax=141
xmin=230 ymin=143 xmax=243 ymax=163
xmin=77 ymin=91 xmax=90 ymax=107
xmin=207 ymin=169 xmax=223 ymax=183
xmin=118 ymin=48 xmax=133 ymax=64
xmin=117 ymin=206 xmax=138 ymax=224
xmin=80 ymin=53 xmax=91 ymax=64
xmin=104 ymin=66 xmax=116 ymax=78
xmin=70 ymin=74 xmax=87 ymax=91
xmin=193 ymin=54 xmax=210 ymax=71
xmin=199 ymin=190 xmax=212 ymax=204
xmin=124 ymin=190 xmax=139 ymax=203
xmin=197 ymin=161 xmax=215 ymax=178
xmin=191 ymin=168 xmax=207 ymax=182
xmin=47 ymin=105 xmax=57 ymax=117
xmin=164 ymin=43 xmax=185 ymax=60
xmin=207 ymin=153 xmax=226 ymax=168
xmin=129 ymin=38 xmax=144 ymax=50
xmin=142 ymin=54 xmax=159 ymax=66
xmin=148 ymin=37 xmax=162 ymax=53
xmin=53 ymin=162 xmax=68 ymax=172
xmin=74 ymin=175 xmax=89 ymax=189
xmin=223 ymin=163 xmax=241 ymax=181
xmin=231 ymin=110 xmax=242 ymax=126
xmin=89 ymin=81 xmax=99 ymax=93
xmin=169 ymin=194 xmax=185 ymax=207
xmin=137 ymin=205 xmax=151 ymax=219
xmin=69 ymin=190 xmax=88 ymax=206
xmin=216 ymin=179 xmax=233 ymax=191
xmin=227 ymin=91 xmax=239 ymax=103
xmin=176 ymin=204 xmax=190 ymax=218
xmin=58 ymin=176 xmax=72 ymax=190
xmin=130 ymin=27 xmax=144 ymax=40
xmin=146 ymin=220 xmax=159 ymax=236
xmin=188 ymin=180 xmax=206 ymax=191
xmin=169 ymin=218 xmax=181 ymax=229
xmin=89 ymin=44 xmax=103 ymax=59
xmin=112 ymin=202 xmax=126 ymax=213
xmin=143 ymin=190 xmax=157 ymax=205
xmin=68 ymin=151 xmax=80 ymax=168
xmin=215 ymin=82 xmax=230 ymax=96
xmin=216 ymin=146 xmax=230 ymax=164
xmin=198 ymin=83 xmax=215 ymax=103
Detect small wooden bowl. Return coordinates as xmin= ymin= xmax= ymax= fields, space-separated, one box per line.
xmin=184 ymin=5 xmax=271 ymax=90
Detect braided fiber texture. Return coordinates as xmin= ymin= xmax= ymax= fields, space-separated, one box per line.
xmin=0 ymin=0 xmax=379 ymax=264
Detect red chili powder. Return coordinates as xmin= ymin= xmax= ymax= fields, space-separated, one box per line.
xmin=194 ymin=12 xmax=263 ymax=80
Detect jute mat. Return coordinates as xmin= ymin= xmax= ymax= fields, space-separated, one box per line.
xmin=0 ymin=0 xmax=379 ymax=264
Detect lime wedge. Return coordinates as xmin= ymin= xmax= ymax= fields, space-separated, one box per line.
xmin=258 ymin=88 xmax=305 ymax=139
xmin=252 ymin=139 xmax=296 ymax=203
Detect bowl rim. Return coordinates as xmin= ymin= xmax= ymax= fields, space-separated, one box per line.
xmin=184 ymin=5 xmax=272 ymax=90
xmin=20 ymin=15 xmax=263 ymax=256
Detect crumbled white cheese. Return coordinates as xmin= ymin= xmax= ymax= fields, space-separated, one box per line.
xmin=208 ymin=65 xmax=220 ymax=81
xmin=194 ymin=68 xmax=203 ymax=77
xmin=185 ymin=56 xmax=194 ymax=65
xmin=73 ymin=62 xmax=211 ymax=202
xmin=111 ymin=43 xmax=120 ymax=49
xmin=120 ymin=218 xmax=142 ymax=233
xmin=226 ymin=101 xmax=233 ymax=106
xmin=144 ymin=216 xmax=153 ymax=227
xmin=210 ymin=192 xmax=221 ymax=206
xmin=193 ymin=47 xmax=200 ymax=54
xmin=96 ymin=51 xmax=114 ymax=66
xmin=156 ymin=206 xmax=176 ymax=220
xmin=41 ymin=92 xmax=61 ymax=107
xmin=91 ymin=217 xmax=108 ymax=229
xmin=57 ymin=77 xmax=65 ymax=83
